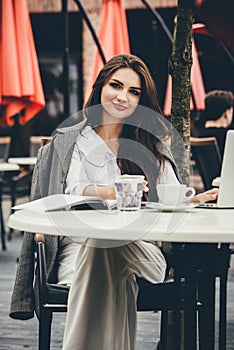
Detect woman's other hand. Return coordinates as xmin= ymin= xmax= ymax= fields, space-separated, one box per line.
xmin=191 ymin=188 xmax=219 ymax=204
xmin=143 ymin=180 xmax=149 ymax=193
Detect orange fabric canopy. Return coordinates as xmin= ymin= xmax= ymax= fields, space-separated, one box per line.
xmin=164 ymin=28 xmax=206 ymax=116
xmin=0 ymin=0 xmax=45 ymax=126
xmin=85 ymin=0 xmax=130 ymax=102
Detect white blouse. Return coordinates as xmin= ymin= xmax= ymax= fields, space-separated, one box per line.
xmin=65 ymin=125 xmax=179 ymax=195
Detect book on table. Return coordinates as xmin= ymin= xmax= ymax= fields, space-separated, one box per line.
xmin=12 ymin=193 xmax=117 ymax=212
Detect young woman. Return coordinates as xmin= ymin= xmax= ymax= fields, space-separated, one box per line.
xmin=10 ymin=54 xmax=218 ymax=350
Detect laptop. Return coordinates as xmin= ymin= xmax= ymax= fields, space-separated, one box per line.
xmin=198 ymin=129 xmax=234 ymax=208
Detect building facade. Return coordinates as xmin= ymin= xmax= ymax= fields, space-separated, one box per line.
xmin=26 ymin=0 xmax=233 ymax=135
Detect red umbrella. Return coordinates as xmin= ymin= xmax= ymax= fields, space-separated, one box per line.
xmin=164 ymin=28 xmax=206 ymax=116
xmin=0 ymin=0 xmax=45 ymax=126
xmin=85 ymin=0 xmax=130 ymax=101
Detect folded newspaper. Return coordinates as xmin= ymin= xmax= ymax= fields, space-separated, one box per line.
xmin=12 ymin=194 xmax=117 ymax=212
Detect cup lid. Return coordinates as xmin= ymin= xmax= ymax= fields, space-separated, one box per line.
xmin=115 ymin=175 xmax=145 ymax=182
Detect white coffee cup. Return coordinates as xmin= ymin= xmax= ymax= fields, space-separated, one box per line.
xmin=115 ymin=175 xmax=145 ymax=211
xmin=157 ymin=184 xmax=196 ymax=206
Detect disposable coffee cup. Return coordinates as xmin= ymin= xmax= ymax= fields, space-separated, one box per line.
xmin=115 ymin=175 xmax=145 ymax=211
xmin=157 ymin=184 xmax=195 ymax=206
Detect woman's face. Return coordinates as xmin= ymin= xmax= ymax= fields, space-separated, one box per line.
xmin=100 ymin=68 xmax=141 ymax=121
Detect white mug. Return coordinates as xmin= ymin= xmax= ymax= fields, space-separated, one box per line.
xmin=157 ymin=184 xmax=195 ymax=206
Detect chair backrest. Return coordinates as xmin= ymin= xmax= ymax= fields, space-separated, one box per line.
xmin=0 ymin=136 xmax=11 ymax=162
xmin=29 ymin=136 xmax=51 ymax=157
xmin=190 ymin=136 xmax=222 ymax=190
xmin=29 ymin=136 xmax=53 ymax=158
xmin=40 ymin=137 xmax=52 ymax=147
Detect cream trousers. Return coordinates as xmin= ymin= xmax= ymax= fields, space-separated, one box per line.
xmin=59 ymin=239 xmax=166 ymax=350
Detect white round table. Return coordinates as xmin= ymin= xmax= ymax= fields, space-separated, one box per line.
xmin=7 ymin=207 xmax=234 ymax=243
xmin=0 ymin=162 xmax=20 ymax=171
xmin=7 ymin=157 xmax=37 ymax=166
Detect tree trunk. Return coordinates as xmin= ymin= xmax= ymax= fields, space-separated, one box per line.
xmin=165 ymin=2 xmax=194 ymax=350
xmin=169 ymin=0 xmax=194 ymax=184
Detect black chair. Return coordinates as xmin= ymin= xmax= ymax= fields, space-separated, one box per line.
xmin=1 ymin=169 xmax=32 ymax=241
xmin=0 ymin=180 xmax=6 ymax=250
xmin=0 ymin=136 xmax=11 ymax=162
xmin=0 ymin=136 xmax=32 ymax=247
xmin=0 ymin=136 xmax=11 ymax=249
xmin=190 ymin=136 xmax=222 ymax=191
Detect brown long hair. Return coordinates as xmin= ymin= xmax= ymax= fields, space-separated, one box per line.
xmin=84 ymin=54 xmax=170 ymax=201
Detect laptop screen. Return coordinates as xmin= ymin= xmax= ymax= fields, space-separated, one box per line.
xmin=217 ymin=130 xmax=234 ymax=208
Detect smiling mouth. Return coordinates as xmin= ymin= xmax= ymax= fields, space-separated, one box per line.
xmin=113 ymin=103 xmax=127 ymax=111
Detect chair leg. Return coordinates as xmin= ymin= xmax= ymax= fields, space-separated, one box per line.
xmin=219 ymin=274 xmax=227 ymax=350
xmin=7 ymin=225 xmax=14 ymax=241
xmin=39 ymin=310 xmax=53 ymax=350
xmin=159 ymin=310 xmax=168 ymax=349
xmin=197 ymin=273 xmax=216 ymax=350
xmin=0 ymin=197 xmax=7 ymax=251
xmin=7 ymin=197 xmax=16 ymax=241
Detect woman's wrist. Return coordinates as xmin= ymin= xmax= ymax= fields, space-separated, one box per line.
xmin=83 ymin=184 xmax=116 ymax=199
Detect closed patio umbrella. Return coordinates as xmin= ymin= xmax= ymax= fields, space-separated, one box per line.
xmin=85 ymin=0 xmax=130 ymax=101
xmin=163 ymin=24 xmax=206 ymax=116
xmin=0 ymin=0 xmax=45 ymax=126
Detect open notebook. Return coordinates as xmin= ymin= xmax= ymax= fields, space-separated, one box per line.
xmin=12 ymin=194 xmax=117 ymax=212
xmin=198 ymin=129 xmax=234 ymax=208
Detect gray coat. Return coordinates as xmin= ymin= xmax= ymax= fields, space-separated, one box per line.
xmin=9 ymin=119 xmax=178 ymax=320
xmin=10 ymin=120 xmax=87 ymax=320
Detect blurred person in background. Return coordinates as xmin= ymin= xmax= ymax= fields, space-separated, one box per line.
xmin=192 ymin=90 xmax=233 ymax=157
